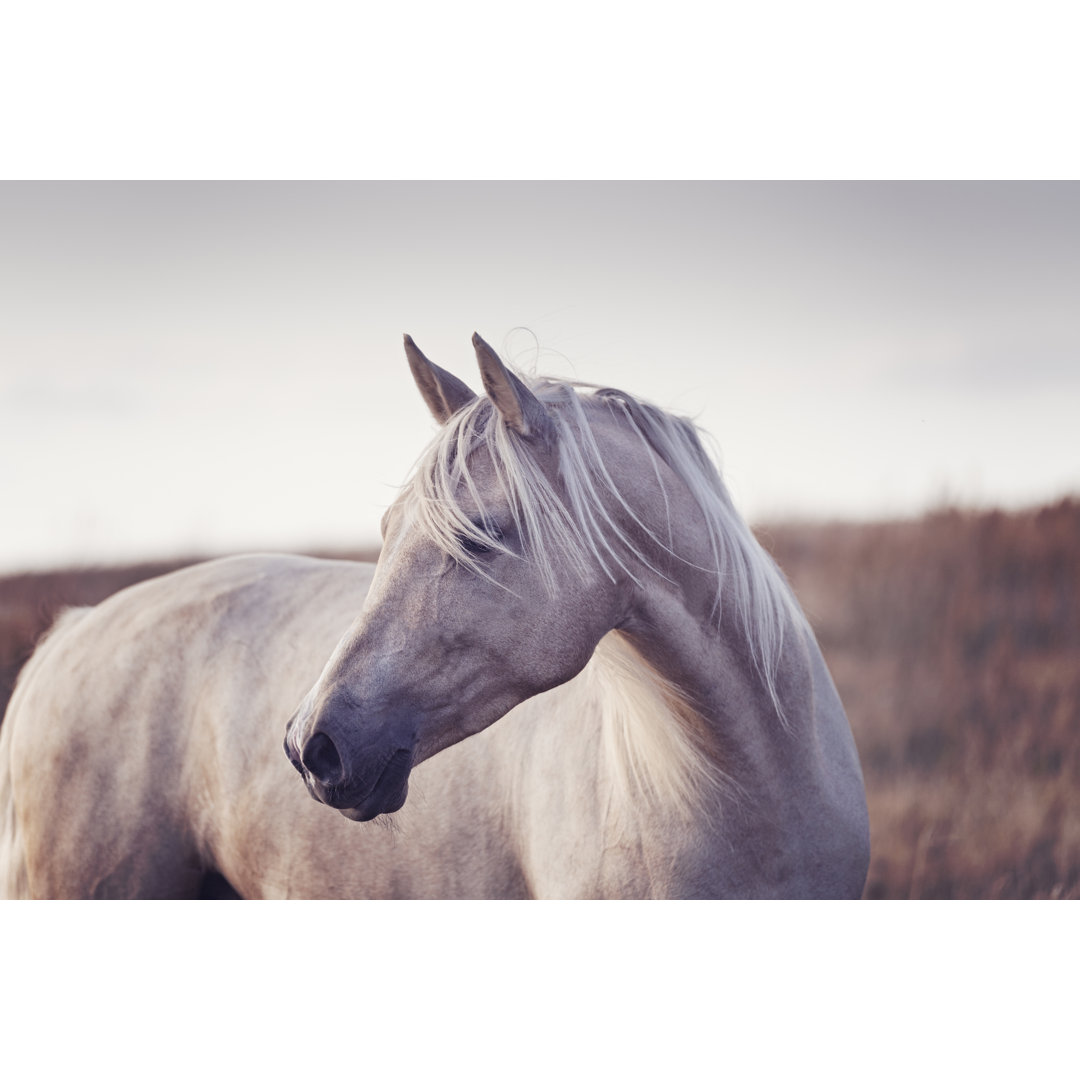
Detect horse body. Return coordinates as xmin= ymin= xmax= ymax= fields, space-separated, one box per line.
xmin=1 ymin=555 xmax=525 ymax=899
xmin=1 ymin=334 xmax=869 ymax=899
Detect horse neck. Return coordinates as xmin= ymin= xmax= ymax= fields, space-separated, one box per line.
xmin=616 ymin=558 xmax=821 ymax=813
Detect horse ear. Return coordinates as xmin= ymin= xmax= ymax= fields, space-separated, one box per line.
xmin=404 ymin=335 xmax=477 ymax=423
xmin=472 ymin=332 xmax=554 ymax=440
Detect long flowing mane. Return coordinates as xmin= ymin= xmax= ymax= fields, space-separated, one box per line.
xmin=400 ymin=370 xmax=810 ymax=814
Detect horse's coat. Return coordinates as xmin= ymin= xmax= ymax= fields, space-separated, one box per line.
xmin=0 ymin=334 xmax=869 ymax=898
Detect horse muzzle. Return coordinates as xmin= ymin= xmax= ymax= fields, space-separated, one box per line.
xmin=284 ymin=711 xmax=417 ymax=822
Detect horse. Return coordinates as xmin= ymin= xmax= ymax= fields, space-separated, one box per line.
xmin=0 ymin=333 xmax=870 ymax=899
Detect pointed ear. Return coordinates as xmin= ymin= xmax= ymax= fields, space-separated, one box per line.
xmin=404 ymin=334 xmax=477 ymax=423
xmin=472 ymin=332 xmax=554 ymax=440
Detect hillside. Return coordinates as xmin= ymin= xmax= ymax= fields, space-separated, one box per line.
xmin=2 ymin=501 xmax=1078 ymax=899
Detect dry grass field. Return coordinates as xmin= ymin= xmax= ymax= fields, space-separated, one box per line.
xmin=2 ymin=500 xmax=1077 ymax=899
xmin=761 ymin=499 xmax=1080 ymax=899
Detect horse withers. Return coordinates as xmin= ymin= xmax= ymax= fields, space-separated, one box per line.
xmin=1 ymin=333 xmax=869 ymax=898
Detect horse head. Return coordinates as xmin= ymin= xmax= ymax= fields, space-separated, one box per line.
xmin=283 ymin=334 xmax=652 ymax=821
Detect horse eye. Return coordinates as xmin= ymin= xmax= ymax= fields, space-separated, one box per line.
xmin=460 ymin=521 xmax=504 ymax=557
xmin=461 ymin=535 xmax=492 ymax=556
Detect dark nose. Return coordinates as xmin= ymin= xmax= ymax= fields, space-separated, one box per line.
xmin=300 ymin=730 xmax=345 ymax=787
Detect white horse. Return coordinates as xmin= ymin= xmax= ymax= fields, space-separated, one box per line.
xmin=0 ymin=334 xmax=869 ymax=898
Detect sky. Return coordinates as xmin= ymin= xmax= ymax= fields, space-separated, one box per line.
xmin=1 ymin=180 xmax=1079 ymax=573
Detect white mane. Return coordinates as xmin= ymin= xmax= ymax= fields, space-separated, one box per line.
xmin=401 ymin=372 xmax=809 ymax=815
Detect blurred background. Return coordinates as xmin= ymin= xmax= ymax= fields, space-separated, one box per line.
xmin=2 ymin=180 xmax=1078 ymax=897
xmin=2 ymin=181 xmax=1078 ymax=570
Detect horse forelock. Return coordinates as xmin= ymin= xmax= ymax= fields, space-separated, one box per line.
xmin=400 ymin=369 xmax=808 ymax=725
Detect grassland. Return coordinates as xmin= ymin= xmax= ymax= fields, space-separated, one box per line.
xmin=2 ymin=501 xmax=1077 ymax=899
xmin=761 ymin=499 xmax=1080 ymax=898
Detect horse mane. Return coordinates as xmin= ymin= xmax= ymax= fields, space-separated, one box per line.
xmin=585 ymin=630 xmax=741 ymax=820
xmin=401 ymin=370 xmax=809 ymax=802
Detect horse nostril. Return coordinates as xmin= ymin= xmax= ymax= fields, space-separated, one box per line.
xmin=301 ymin=730 xmax=344 ymax=786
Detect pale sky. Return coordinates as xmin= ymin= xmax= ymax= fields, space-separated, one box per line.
xmin=2 ymin=181 xmax=1078 ymax=572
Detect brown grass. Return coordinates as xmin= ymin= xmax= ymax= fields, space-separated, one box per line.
xmin=2 ymin=504 xmax=1078 ymax=899
xmin=758 ymin=498 xmax=1080 ymax=899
